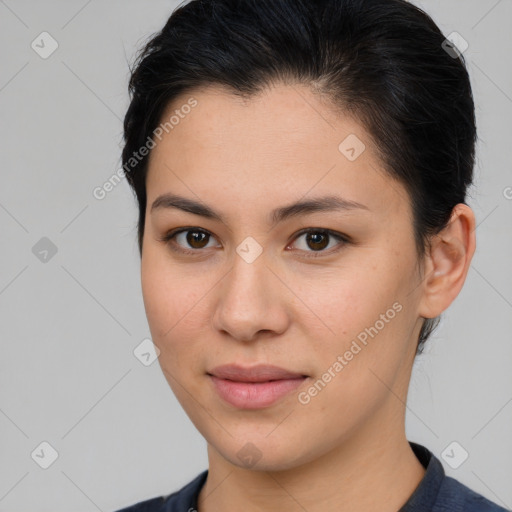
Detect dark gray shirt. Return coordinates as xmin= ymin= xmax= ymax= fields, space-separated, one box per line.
xmin=114 ymin=442 xmax=509 ymax=511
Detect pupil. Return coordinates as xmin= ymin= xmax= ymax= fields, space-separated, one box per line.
xmin=308 ymin=232 xmax=328 ymax=251
xmin=188 ymin=231 xmax=207 ymax=248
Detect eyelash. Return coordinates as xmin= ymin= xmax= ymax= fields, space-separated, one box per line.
xmin=158 ymin=227 xmax=350 ymax=259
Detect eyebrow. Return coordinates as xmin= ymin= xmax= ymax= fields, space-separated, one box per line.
xmin=150 ymin=193 xmax=369 ymax=226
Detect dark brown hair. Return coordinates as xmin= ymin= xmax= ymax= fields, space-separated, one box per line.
xmin=121 ymin=0 xmax=477 ymax=353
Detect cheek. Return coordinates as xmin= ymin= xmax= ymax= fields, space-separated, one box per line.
xmin=142 ymin=246 xmax=185 ymax=323
xmin=301 ymin=260 xmax=410 ymax=372
xmin=141 ymin=251 xmax=213 ymax=364
xmin=296 ymin=264 xmax=386 ymax=335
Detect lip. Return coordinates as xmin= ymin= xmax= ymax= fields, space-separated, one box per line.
xmin=207 ymin=364 xmax=308 ymax=409
xmin=208 ymin=364 xmax=307 ymax=382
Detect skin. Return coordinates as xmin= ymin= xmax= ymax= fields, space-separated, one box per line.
xmin=141 ymin=82 xmax=476 ymax=512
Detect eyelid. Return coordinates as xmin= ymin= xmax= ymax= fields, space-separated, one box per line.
xmin=157 ymin=227 xmax=220 ymax=255
xmin=287 ymin=228 xmax=349 ymax=258
xmin=159 ymin=226 xmax=350 ymax=258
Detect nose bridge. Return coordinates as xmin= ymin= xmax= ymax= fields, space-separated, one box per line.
xmin=212 ymin=243 xmax=287 ymax=340
xmin=224 ymin=245 xmax=272 ymax=310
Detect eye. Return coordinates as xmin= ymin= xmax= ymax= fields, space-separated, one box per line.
xmin=158 ymin=227 xmax=349 ymax=258
xmin=158 ymin=227 xmax=220 ymax=255
xmin=288 ymin=228 xmax=349 ymax=258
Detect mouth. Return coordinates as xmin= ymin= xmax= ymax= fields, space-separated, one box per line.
xmin=207 ymin=364 xmax=309 ymax=409
xmin=207 ymin=363 xmax=308 ymax=382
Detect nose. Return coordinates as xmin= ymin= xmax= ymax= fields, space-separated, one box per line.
xmin=211 ymin=251 xmax=290 ymax=343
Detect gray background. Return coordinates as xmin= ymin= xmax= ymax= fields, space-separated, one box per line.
xmin=0 ymin=1 xmax=511 ymax=511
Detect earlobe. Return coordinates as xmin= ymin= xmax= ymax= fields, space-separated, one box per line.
xmin=417 ymin=204 xmax=476 ymax=319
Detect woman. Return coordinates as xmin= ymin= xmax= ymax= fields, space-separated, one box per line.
xmin=115 ymin=0 xmax=508 ymax=510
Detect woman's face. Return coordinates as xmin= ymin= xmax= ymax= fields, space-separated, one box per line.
xmin=141 ymin=83 xmax=427 ymax=470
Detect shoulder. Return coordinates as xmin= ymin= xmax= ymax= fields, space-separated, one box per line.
xmin=113 ymin=496 xmax=165 ymax=512
xmin=436 ymin=474 xmax=510 ymax=511
xmin=113 ymin=470 xmax=208 ymax=512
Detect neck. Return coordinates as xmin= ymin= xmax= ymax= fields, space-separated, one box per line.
xmin=197 ymin=408 xmax=426 ymax=512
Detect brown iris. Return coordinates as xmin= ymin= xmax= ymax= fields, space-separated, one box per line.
xmin=186 ymin=231 xmax=210 ymax=249
xmin=305 ymin=232 xmax=329 ymax=251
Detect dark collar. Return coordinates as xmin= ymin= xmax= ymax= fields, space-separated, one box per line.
xmin=399 ymin=442 xmax=444 ymax=511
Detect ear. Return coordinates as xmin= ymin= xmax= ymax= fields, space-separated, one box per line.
xmin=417 ymin=203 xmax=476 ymax=319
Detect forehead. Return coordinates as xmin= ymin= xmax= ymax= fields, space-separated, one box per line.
xmin=146 ymin=83 xmax=411 ymax=223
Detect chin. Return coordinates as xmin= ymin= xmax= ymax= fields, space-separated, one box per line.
xmin=209 ymin=433 xmax=319 ymax=473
